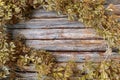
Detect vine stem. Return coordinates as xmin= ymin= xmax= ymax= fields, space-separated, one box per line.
xmin=103 ymin=42 xmax=112 ymax=62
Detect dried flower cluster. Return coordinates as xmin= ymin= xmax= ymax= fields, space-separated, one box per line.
xmin=0 ymin=0 xmax=120 ymax=80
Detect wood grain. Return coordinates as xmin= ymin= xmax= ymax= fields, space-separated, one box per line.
xmin=12 ymin=52 xmax=120 ymax=73
xmin=105 ymin=0 xmax=120 ymax=4
xmin=31 ymin=9 xmax=67 ymax=18
xmin=25 ymin=18 xmax=84 ymax=28
xmin=8 ymin=18 xmax=85 ymax=29
xmin=31 ymin=4 xmax=120 ymax=18
xmin=26 ymin=40 xmax=107 ymax=51
xmin=52 ymin=52 xmax=120 ymax=62
xmin=16 ymin=72 xmax=37 ymax=80
xmin=6 ymin=3 xmax=120 ymax=80
xmin=13 ymin=51 xmax=120 ymax=72
xmin=11 ymin=29 xmax=101 ymax=40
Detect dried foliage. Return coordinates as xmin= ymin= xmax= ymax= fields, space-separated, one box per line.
xmin=0 ymin=0 xmax=24 ymax=24
xmin=30 ymin=61 xmax=120 ymax=80
xmin=0 ymin=0 xmax=120 ymax=80
xmin=0 ymin=24 xmax=15 ymax=78
xmin=0 ymin=0 xmax=46 ymax=25
xmin=47 ymin=0 xmax=120 ymax=50
xmin=17 ymin=49 xmax=55 ymax=79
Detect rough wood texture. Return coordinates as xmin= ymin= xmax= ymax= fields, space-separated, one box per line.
xmin=9 ymin=5 xmax=120 ymax=62
xmin=8 ymin=19 xmax=85 ymax=29
xmin=9 ymin=4 xmax=120 ymax=80
xmin=31 ymin=9 xmax=67 ymax=18
xmin=16 ymin=72 xmax=37 ymax=80
xmin=10 ymin=29 xmax=101 ymax=40
xmin=9 ymin=6 xmax=120 ymax=62
xmin=52 ymin=52 xmax=120 ymax=62
xmin=106 ymin=0 xmax=120 ymax=4
xmin=26 ymin=40 xmax=107 ymax=51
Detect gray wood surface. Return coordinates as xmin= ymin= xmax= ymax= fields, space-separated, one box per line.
xmin=8 ymin=18 xmax=85 ymax=29
xmin=8 ymin=4 xmax=120 ymax=80
xmin=26 ymin=40 xmax=107 ymax=51
xmin=52 ymin=52 xmax=120 ymax=62
xmin=11 ymin=29 xmax=101 ymax=40
xmin=9 ymin=6 xmax=120 ymax=62
xmin=106 ymin=0 xmax=120 ymax=4
xmin=31 ymin=9 xmax=67 ymax=18
xmin=9 ymin=5 xmax=120 ymax=62
xmin=16 ymin=72 xmax=37 ymax=80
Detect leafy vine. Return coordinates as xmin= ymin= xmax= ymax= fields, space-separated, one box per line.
xmin=47 ymin=0 xmax=120 ymax=49
xmin=0 ymin=0 xmax=120 ymax=80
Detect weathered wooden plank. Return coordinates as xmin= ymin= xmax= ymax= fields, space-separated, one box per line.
xmin=26 ymin=40 xmax=107 ymax=51
xmin=105 ymin=4 xmax=120 ymax=8
xmin=27 ymin=18 xmax=68 ymax=22
xmin=105 ymin=0 xmax=120 ymax=4
xmin=8 ymin=22 xmax=85 ymax=29
xmin=115 ymin=4 xmax=120 ymax=9
xmin=16 ymin=72 xmax=37 ymax=80
xmin=31 ymin=4 xmax=120 ymax=18
xmin=52 ymin=52 xmax=120 ymax=62
xmin=31 ymin=9 xmax=67 ymax=18
xmin=8 ymin=18 xmax=85 ymax=29
xmin=8 ymin=4 xmax=120 ymax=29
xmin=26 ymin=19 xmax=84 ymax=27
xmin=13 ymin=52 xmax=120 ymax=73
xmin=11 ymin=29 xmax=101 ymax=40
xmin=12 ymin=52 xmax=120 ymax=73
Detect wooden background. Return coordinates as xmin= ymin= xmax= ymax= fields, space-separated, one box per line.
xmin=8 ymin=1 xmax=120 ymax=80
